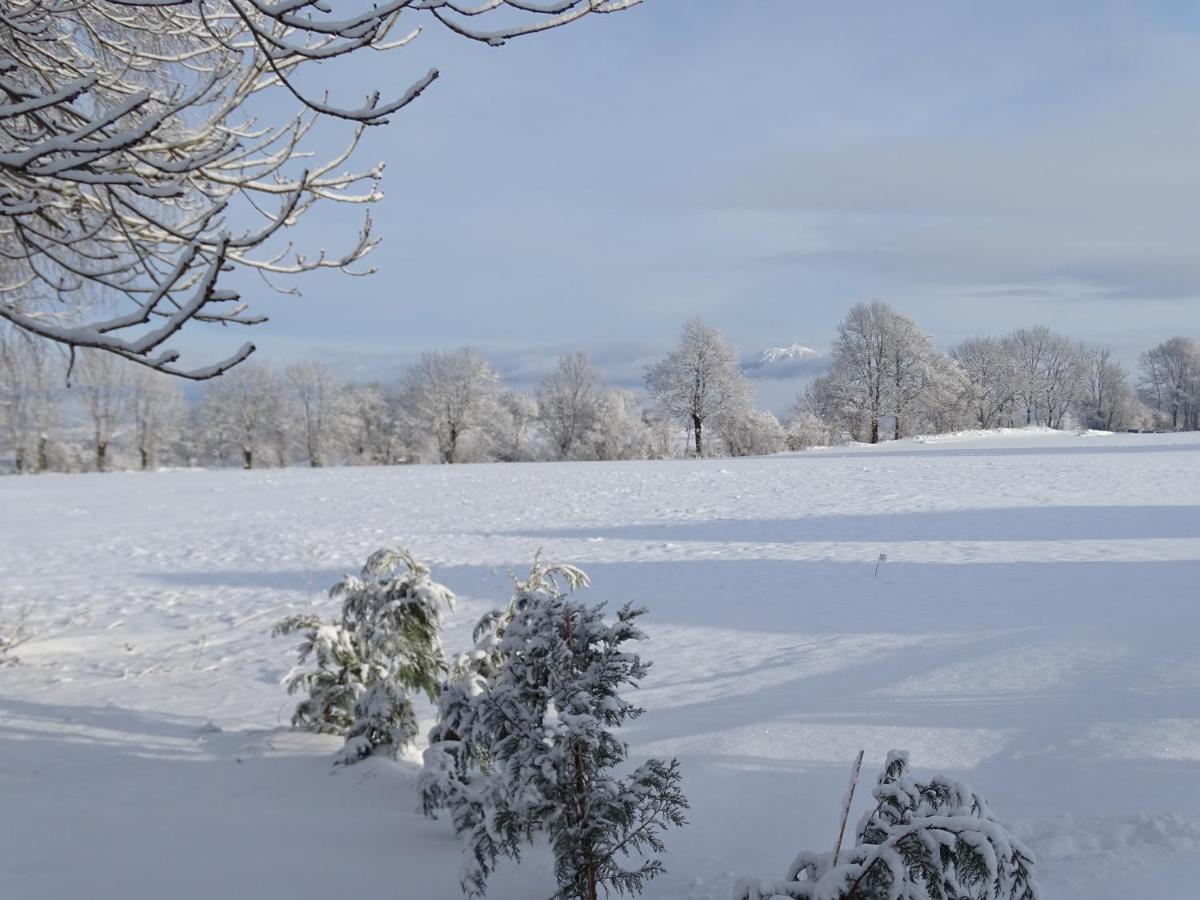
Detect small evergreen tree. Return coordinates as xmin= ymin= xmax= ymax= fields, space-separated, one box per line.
xmin=734 ymin=751 xmax=1041 ymax=900
xmin=274 ymin=548 xmax=454 ymax=765
xmin=420 ymin=556 xmax=687 ymax=900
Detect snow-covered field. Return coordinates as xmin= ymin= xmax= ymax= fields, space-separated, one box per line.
xmin=4 ymin=429 xmax=1200 ymax=899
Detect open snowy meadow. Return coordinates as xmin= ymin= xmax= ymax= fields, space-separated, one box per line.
xmin=3 ymin=428 xmax=1200 ymax=900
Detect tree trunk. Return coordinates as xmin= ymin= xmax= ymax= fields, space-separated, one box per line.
xmin=893 ymin=415 xmax=900 ymax=441
xmin=37 ymin=436 xmax=48 ymax=472
xmin=692 ymin=415 xmax=703 ymax=457
xmin=14 ymin=447 xmax=24 ymax=474
xmin=870 ymin=417 xmax=879 ymax=444
xmin=242 ymin=447 xmax=252 ymax=469
xmin=573 ymin=738 xmax=598 ymax=900
xmin=96 ymin=440 xmax=107 ymax=472
xmin=140 ymin=448 xmax=150 ymax=471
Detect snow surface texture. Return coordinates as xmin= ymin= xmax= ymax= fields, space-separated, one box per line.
xmin=2 ymin=429 xmax=1199 ymax=899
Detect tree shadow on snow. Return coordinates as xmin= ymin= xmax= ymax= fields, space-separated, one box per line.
xmin=500 ymin=505 xmax=1200 ymax=544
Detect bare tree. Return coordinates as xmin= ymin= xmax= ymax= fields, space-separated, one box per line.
xmin=0 ymin=1 xmax=640 ymax=377
xmin=73 ymin=350 xmax=131 ymax=471
xmin=1139 ymin=337 xmax=1200 ymax=430
xmin=645 ymin=319 xmax=753 ymax=457
xmin=285 ymin=360 xmax=347 ymax=467
xmin=0 ymin=327 xmax=60 ymax=471
xmin=130 ymin=368 xmax=183 ymax=470
xmin=200 ymin=362 xmax=283 ymax=468
xmin=398 ymin=348 xmax=502 ymax=463
xmin=538 ymin=352 xmax=602 ymax=459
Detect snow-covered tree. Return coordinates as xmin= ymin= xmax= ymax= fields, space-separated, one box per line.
xmin=717 ymin=407 xmax=786 ymax=457
xmin=72 ymin=349 xmax=131 ymax=471
xmin=0 ymin=328 xmax=60 ymax=472
xmin=645 ymin=319 xmax=753 ymax=457
xmin=496 ymin=391 xmax=542 ymax=462
xmin=421 ymin=557 xmax=687 ymax=900
xmin=784 ymin=409 xmax=837 ymax=450
xmin=398 ymin=348 xmax=504 ymax=464
xmin=734 ymin=751 xmax=1041 ymax=900
xmin=1078 ymin=346 xmax=1136 ymax=431
xmin=912 ymin=352 xmax=972 ymax=436
xmin=285 ymin=361 xmax=347 ymax=467
xmin=829 ymin=303 xmax=891 ymax=444
xmin=1003 ymin=327 xmax=1082 ymax=429
xmin=538 ymin=352 xmax=603 ymax=459
xmin=199 ymin=362 xmax=284 ymax=468
xmin=0 ymin=1 xmax=639 ymax=377
xmin=584 ymin=389 xmax=651 ymax=460
xmin=1139 ymin=337 xmax=1200 ymax=431
xmin=274 ymin=548 xmax=454 ymax=765
xmin=343 ymin=384 xmax=398 ymax=465
xmin=130 ymin=368 xmax=183 ymax=470
xmin=951 ymin=337 xmax=1017 ymax=429
xmin=825 ymin=303 xmax=939 ymax=443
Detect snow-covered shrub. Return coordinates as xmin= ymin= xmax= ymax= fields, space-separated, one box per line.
xmin=0 ymin=602 xmax=32 ymax=665
xmin=420 ymin=556 xmax=688 ymax=900
xmin=734 ymin=751 xmax=1041 ymax=900
xmin=274 ymin=548 xmax=455 ymax=765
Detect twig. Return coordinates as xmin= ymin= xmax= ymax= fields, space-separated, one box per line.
xmin=832 ymin=750 xmax=864 ymax=867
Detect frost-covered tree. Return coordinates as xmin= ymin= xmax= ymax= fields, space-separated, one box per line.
xmin=496 ymin=391 xmax=542 ymax=462
xmin=130 ymin=368 xmax=183 ymax=470
xmin=73 ymin=349 xmax=131 ymax=471
xmin=421 ymin=558 xmax=687 ymax=900
xmin=912 ymin=352 xmax=972 ymax=436
xmin=951 ymin=337 xmax=1017 ymax=429
xmin=0 ymin=1 xmax=639 ymax=377
xmin=343 ymin=384 xmax=398 ymax=465
xmin=1078 ymin=346 xmax=1136 ymax=431
xmin=539 ymin=352 xmax=603 ymax=460
xmin=784 ymin=407 xmax=837 ymax=450
xmin=1139 ymin=337 xmax=1200 ymax=431
xmin=584 ymin=389 xmax=650 ymax=460
xmin=285 ymin=360 xmax=347 ymax=467
xmin=1003 ymin=327 xmax=1082 ymax=429
xmin=275 ymin=548 xmax=454 ymax=765
xmin=885 ymin=313 xmax=936 ymax=440
xmin=717 ymin=407 xmax=786 ymax=457
xmin=645 ymin=319 xmax=753 ymax=457
xmin=399 ymin=348 xmax=503 ymax=464
xmin=826 ymin=302 xmax=938 ymax=443
xmin=199 ymin=362 xmax=284 ymax=468
xmin=829 ymin=303 xmax=891 ymax=443
xmin=0 ymin=327 xmax=60 ymax=472
xmin=734 ymin=751 xmax=1041 ymax=900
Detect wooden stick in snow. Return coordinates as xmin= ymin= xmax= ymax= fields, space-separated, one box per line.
xmin=832 ymin=749 xmax=865 ymax=867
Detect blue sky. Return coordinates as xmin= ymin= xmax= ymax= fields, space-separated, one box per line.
xmin=205 ymin=2 xmax=1200 ymax=409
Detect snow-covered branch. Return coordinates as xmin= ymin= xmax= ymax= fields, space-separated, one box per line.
xmin=0 ymin=0 xmax=637 ymax=378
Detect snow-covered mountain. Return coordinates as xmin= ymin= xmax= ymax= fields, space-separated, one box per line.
xmin=755 ymin=343 xmax=821 ymax=366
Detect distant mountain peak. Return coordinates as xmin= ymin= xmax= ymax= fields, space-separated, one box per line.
xmin=757 ymin=343 xmax=820 ymax=365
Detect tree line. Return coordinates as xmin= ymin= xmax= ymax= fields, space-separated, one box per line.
xmin=800 ymin=302 xmax=1198 ymax=444
xmin=2 ymin=310 xmax=1198 ymax=472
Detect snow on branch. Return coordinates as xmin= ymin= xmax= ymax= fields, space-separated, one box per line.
xmin=0 ymin=1 xmax=637 ymax=378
